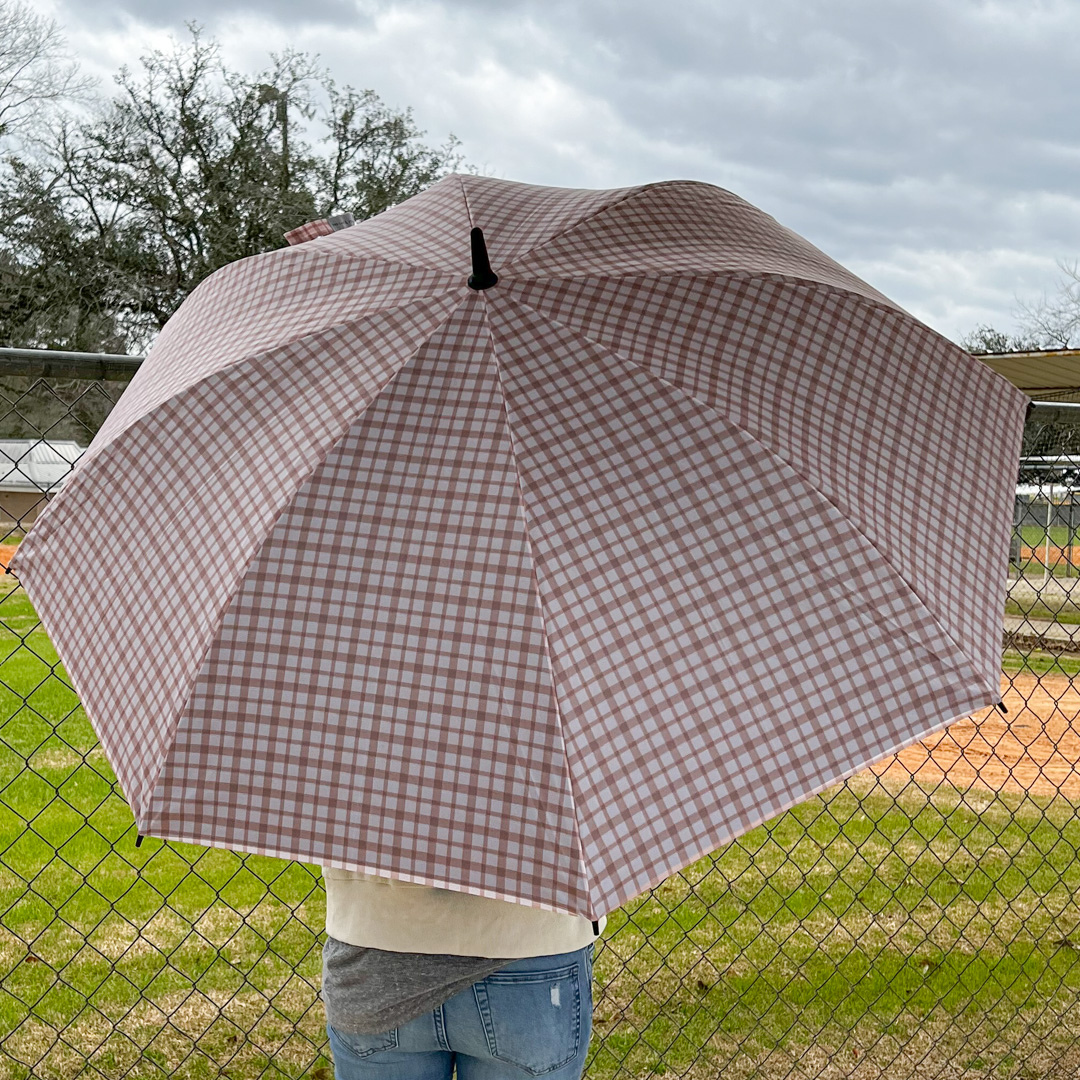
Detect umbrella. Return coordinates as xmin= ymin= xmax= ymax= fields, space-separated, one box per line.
xmin=9 ymin=175 xmax=1028 ymax=920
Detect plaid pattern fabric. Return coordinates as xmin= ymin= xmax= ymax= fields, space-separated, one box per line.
xmin=284 ymin=214 xmax=356 ymax=246
xmin=503 ymin=273 xmax=1019 ymax=693
xmin=10 ymin=174 xmax=1029 ymax=918
xmin=149 ymin=298 xmax=589 ymax=913
xmin=284 ymin=219 xmax=335 ymax=246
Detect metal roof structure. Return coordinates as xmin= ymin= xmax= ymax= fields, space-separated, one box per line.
xmin=976 ymin=348 xmax=1080 ymax=401
xmin=0 ymin=439 xmax=84 ymax=493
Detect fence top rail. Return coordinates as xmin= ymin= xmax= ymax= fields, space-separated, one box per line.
xmin=0 ymin=357 xmax=1075 ymax=408
xmin=0 ymin=347 xmax=144 ymax=380
xmin=1029 ymin=400 xmax=1080 ymax=425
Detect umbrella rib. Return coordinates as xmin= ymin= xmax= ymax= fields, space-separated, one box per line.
xmin=457 ymin=175 xmax=651 ymax=274
xmin=492 ymin=180 xmax=735 ymax=275
xmin=503 ymin=270 xmax=898 ymax=321
xmin=288 ymin=243 xmax=466 ymax=279
xmin=497 ymin=293 xmax=992 ymax=699
xmin=69 ymin=284 xmax=468 ymax=481
xmin=457 ymin=173 xmax=474 ymax=228
xmin=475 ymin=295 xmax=597 ymax=918
xmin=133 ymin=292 xmax=475 ymax=828
xmin=494 ymin=184 xmax=647 ymax=272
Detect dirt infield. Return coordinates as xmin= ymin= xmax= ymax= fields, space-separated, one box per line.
xmin=0 ymin=545 xmax=16 ymax=569
xmin=869 ymin=672 xmax=1080 ymax=799
xmin=1019 ymin=543 xmax=1080 ymax=567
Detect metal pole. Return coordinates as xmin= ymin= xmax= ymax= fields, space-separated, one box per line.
xmin=1044 ymin=495 xmax=1053 ymax=587
xmin=0 ymin=347 xmax=143 ymax=380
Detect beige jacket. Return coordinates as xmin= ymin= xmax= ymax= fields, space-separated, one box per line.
xmin=322 ymin=867 xmax=606 ymax=958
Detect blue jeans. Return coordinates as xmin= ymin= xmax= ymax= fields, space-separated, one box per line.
xmin=327 ymin=944 xmax=593 ymax=1079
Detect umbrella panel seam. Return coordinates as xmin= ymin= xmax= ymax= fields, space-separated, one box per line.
xmin=68 ymin=282 xmax=468 ymax=486
xmin=476 ymin=292 xmax=597 ymax=917
xmin=137 ymin=292 xmax=475 ymax=830
xmin=505 ymin=270 xmax=903 ymax=321
xmin=481 ymin=180 xmax=648 ymax=277
xmin=493 ymin=291 xmax=997 ymax=701
xmin=286 ymin=243 xmax=469 ymax=280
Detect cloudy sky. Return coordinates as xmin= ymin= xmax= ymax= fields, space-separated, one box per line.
xmin=23 ymin=0 xmax=1080 ymax=345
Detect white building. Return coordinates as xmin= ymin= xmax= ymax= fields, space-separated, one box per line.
xmin=0 ymin=439 xmax=84 ymax=530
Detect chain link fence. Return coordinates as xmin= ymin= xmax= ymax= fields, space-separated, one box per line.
xmin=0 ymin=351 xmax=1078 ymax=1079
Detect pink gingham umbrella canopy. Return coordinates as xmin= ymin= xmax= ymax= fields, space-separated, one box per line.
xmin=10 ymin=175 xmax=1028 ymax=919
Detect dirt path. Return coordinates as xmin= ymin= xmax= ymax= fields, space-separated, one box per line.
xmin=869 ymin=672 xmax=1080 ymax=799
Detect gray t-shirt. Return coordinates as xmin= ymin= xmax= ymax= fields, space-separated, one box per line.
xmin=322 ymin=934 xmax=511 ymax=1035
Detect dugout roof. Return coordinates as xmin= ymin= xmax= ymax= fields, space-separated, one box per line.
xmin=976 ymin=348 xmax=1080 ymax=402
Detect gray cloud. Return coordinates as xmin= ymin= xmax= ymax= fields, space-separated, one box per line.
xmin=64 ymin=0 xmax=367 ymax=28
xmin=40 ymin=0 xmax=1080 ymax=340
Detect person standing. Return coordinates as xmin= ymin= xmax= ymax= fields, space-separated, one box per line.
xmin=322 ymin=866 xmax=605 ymax=1079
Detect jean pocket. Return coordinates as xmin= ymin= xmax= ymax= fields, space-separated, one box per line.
xmin=473 ymin=964 xmax=581 ymax=1076
xmin=328 ymin=1022 xmax=398 ymax=1060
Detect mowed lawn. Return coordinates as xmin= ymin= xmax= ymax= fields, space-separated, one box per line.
xmin=1017 ymin=522 xmax=1080 ymax=559
xmin=0 ymin=577 xmax=1079 ymax=1079
xmin=1013 ymin=523 xmax=1080 ymax=585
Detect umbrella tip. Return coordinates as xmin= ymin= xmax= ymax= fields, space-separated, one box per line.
xmin=467 ymin=227 xmax=499 ymax=291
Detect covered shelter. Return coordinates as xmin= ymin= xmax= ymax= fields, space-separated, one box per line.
xmin=977 ymin=348 xmax=1080 ymax=402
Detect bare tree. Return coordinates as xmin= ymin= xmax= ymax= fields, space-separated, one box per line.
xmin=961 ymin=261 xmax=1080 ymax=355
xmin=1015 ymin=259 xmax=1080 ymax=349
xmin=0 ymin=0 xmax=92 ymax=143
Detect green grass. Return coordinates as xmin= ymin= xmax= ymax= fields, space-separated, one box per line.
xmin=589 ymin=776 xmax=1080 ymax=1079
xmin=0 ymin=584 xmax=332 ymax=1080
xmin=0 ymin=585 xmax=1078 ymax=1078
xmin=1013 ymin=524 xmax=1080 ymax=579
xmin=1002 ymin=648 xmax=1080 ymax=678
xmin=1005 ymin=599 xmax=1080 ymax=626
xmin=1017 ymin=525 xmax=1077 ymax=549
xmin=1005 ymin=591 xmax=1080 ymax=629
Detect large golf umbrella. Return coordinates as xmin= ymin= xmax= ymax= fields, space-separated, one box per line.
xmin=10 ymin=175 xmax=1028 ymax=920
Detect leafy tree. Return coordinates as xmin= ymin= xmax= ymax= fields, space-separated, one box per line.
xmin=960 ymin=324 xmax=1042 ymax=355
xmin=0 ymin=26 xmax=462 ymax=352
xmin=0 ymin=156 xmax=134 ymax=352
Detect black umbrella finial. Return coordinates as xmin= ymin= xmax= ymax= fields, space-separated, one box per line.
xmin=467 ymin=227 xmax=499 ymax=291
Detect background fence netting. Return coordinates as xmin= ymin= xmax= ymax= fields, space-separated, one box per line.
xmin=0 ymin=353 xmax=1078 ymax=1080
